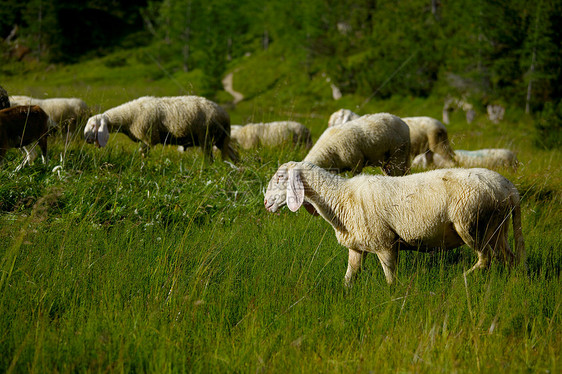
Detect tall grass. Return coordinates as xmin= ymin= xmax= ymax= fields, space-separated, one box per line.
xmin=1 ymin=61 xmax=561 ymax=372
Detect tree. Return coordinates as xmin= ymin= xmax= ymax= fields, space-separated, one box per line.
xmin=521 ymin=0 xmax=562 ymax=113
xmin=20 ymin=0 xmax=58 ymax=59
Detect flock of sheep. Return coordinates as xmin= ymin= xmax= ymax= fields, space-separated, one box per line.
xmin=0 ymin=88 xmax=525 ymax=285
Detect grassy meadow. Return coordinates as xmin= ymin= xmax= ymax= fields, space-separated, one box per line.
xmin=1 ymin=57 xmax=561 ymax=373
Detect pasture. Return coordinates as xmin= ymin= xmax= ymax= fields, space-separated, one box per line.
xmin=1 ymin=64 xmax=561 ymax=372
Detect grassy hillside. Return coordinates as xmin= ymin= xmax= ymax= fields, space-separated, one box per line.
xmin=1 ymin=50 xmax=561 ymax=372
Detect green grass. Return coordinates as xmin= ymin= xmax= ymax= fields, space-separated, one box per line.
xmin=1 ymin=54 xmax=561 ymax=372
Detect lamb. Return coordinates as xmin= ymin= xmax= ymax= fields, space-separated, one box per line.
xmin=83 ymin=95 xmax=238 ymax=162
xmin=230 ymin=121 xmax=312 ymax=149
xmin=9 ymin=95 xmax=89 ymax=135
xmin=264 ymin=161 xmax=525 ymax=285
xmin=303 ymin=112 xmax=410 ymax=175
xmin=0 ymin=105 xmax=51 ymax=168
xmin=328 ymin=109 xmax=456 ymax=166
xmin=412 ymin=148 xmax=519 ymax=171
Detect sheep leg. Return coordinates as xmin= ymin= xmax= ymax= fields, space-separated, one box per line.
xmin=464 ymin=248 xmax=492 ymax=275
xmin=344 ymin=249 xmax=367 ymax=287
xmin=375 ymin=248 xmax=398 ymax=285
xmin=38 ymin=137 xmax=48 ymax=164
xmin=499 ymin=237 xmax=516 ymax=266
xmin=455 ymin=224 xmax=491 ymax=275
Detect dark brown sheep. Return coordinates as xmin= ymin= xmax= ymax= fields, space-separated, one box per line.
xmin=0 ymin=105 xmax=50 ymax=165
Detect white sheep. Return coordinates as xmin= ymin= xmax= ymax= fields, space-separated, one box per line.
xmin=443 ymin=96 xmax=476 ymax=124
xmin=401 ymin=116 xmax=456 ymax=165
xmin=83 ymin=95 xmax=238 ymax=162
xmin=487 ymin=104 xmax=505 ymax=124
xmin=327 ymin=108 xmax=360 ymax=127
xmin=304 ymin=112 xmax=410 ymax=175
xmin=231 ymin=121 xmax=312 ymax=149
xmin=9 ymin=95 xmax=89 ymax=135
xmin=412 ymin=148 xmax=519 ymax=171
xmin=0 ymin=105 xmax=51 ymax=168
xmin=328 ymin=109 xmax=456 ymax=166
xmin=264 ymin=161 xmax=525 ymax=285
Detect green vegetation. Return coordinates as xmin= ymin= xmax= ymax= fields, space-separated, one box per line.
xmin=3 ymin=1 xmax=562 ymax=112
xmin=1 ymin=1 xmax=561 ymax=371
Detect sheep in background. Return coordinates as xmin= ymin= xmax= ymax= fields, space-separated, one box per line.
xmin=0 ymin=85 xmax=10 ymax=110
xmin=264 ymin=161 xmax=525 ymax=285
xmin=401 ymin=116 xmax=456 ymax=166
xmin=487 ymin=104 xmax=505 ymax=124
xmin=443 ymin=96 xmax=476 ymax=124
xmin=412 ymin=148 xmax=519 ymax=172
xmin=231 ymin=121 xmax=312 ymax=150
xmin=328 ymin=108 xmax=360 ymax=127
xmin=84 ymin=95 xmax=238 ymax=162
xmin=328 ymin=109 xmax=456 ymax=167
xmin=304 ymin=113 xmax=410 ymax=175
xmin=9 ymin=96 xmax=89 ymax=136
xmin=0 ymin=105 xmax=51 ymax=169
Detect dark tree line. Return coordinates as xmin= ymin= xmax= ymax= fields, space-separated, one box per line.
xmin=1 ymin=0 xmax=561 ymax=116
xmin=0 ymin=0 xmax=148 ymax=61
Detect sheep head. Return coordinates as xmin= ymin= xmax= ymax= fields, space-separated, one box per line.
xmin=328 ymin=108 xmax=360 ymax=127
xmin=84 ymin=114 xmax=109 ymax=147
xmin=264 ymin=162 xmax=318 ymax=215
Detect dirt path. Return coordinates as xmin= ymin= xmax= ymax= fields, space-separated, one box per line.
xmin=222 ymin=72 xmax=244 ymax=105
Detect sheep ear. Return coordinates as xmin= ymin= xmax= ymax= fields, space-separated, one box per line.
xmin=287 ymin=167 xmax=304 ymax=212
xmin=96 ymin=116 xmax=110 ymax=147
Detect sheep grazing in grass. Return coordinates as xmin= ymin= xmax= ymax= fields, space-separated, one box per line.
xmin=9 ymin=95 xmax=89 ymax=136
xmin=0 ymin=105 xmax=51 ymax=168
xmin=443 ymin=96 xmax=476 ymax=124
xmin=328 ymin=108 xmax=360 ymax=127
xmin=413 ymin=148 xmax=519 ymax=172
xmin=401 ymin=116 xmax=456 ymax=166
xmin=328 ymin=109 xmax=456 ymax=167
xmin=84 ymin=95 xmax=238 ymax=162
xmin=304 ymin=113 xmax=410 ymax=175
xmin=0 ymin=85 xmax=10 ymax=110
xmin=231 ymin=121 xmax=312 ymax=150
xmin=264 ymin=161 xmax=525 ymax=285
